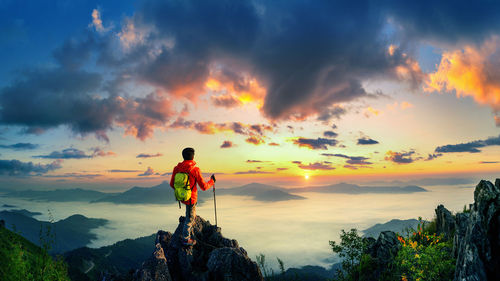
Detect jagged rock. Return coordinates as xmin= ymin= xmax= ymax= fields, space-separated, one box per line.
xmin=134 ymin=216 xmax=263 ymax=281
xmin=365 ymin=231 xmax=401 ymax=280
xmin=453 ymin=179 xmax=500 ymax=281
xmin=368 ymin=231 xmax=401 ymax=263
xmin=134 ymin=232 xmax=173 ymax=281
xmin=206 ymin=247 xmax=263 ymax=280
xmin=453 ymin=212 xmax=469 ymax=257
xmin=436 ymin=204 xmax=455 ymax=239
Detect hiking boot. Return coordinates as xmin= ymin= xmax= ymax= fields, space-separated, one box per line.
xmin=183 ymin=238 xmax=197 ymax=246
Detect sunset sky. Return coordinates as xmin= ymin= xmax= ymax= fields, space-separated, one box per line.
xmin=1 ymin=0 xmax=499 ymax=190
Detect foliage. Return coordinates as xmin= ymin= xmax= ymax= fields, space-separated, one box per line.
xmin=329 ymin=228 xmax=369 ymax=281
xmin=0 ymin=221 xmax=70 ymax=281
xmin=462 ymin=204 xmax=471 ymax=214
xmin=394 ymin=218 xmax=455 ymax=281
xmin=329 ymin=217 xmax=455 ymax=281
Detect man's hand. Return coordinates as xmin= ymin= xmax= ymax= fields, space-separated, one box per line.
xmin=211 ymin=174 xmax=216 ymax=183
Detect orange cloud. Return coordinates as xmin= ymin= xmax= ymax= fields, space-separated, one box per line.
xmin=425 ymin=38 xmax=500 ymax=113
xmin=206 ymin=74 xmax=266 ymax=107
xmin=364 ymin=106 xmax=381 ymax=117
xmin=245 ymin=136 xmax=265 ymax=145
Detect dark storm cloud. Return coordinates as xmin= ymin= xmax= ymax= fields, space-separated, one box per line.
xmin=133 ymin=0 xmax=421 ymax=120
xmin=435 ymin=135 xmax=500 ymax=153
xmin=0 ymin=159 xmax=62 ymax=176
xmin=357 ymin=137 xmax=379 ymax=145
xmin=5 ymin=0 xmax=499 ymax=141
xmin=381 ymin=0 xmax=500 ymax=44
xmin=0 ymin=65 xmax=175 ymax=141
xmin=293 ymin=138 xmax=337 ymax=150
xmin=0 ymin=143 xmax=39 ymax=150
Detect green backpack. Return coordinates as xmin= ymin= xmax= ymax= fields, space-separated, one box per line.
xmin=173 ymin=170 xmax=192 ymax=202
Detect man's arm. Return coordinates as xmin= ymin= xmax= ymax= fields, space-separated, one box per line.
xmin=195 ymin=167 xmax=214 ymax=191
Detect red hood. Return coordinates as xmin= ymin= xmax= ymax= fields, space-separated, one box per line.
xmin=176 ymin=160 xmax=196 ymax=171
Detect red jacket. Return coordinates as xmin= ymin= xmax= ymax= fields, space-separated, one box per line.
xmin=170 ymin=160 xmax=214 ymax=205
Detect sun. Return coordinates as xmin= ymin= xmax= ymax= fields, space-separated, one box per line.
xmin=304 ymin=174 xmax=310 ymax=180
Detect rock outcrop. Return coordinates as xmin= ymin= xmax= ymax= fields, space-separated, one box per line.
xmin=134 ymin=216 xmax=263 ymax=281
xmin=364 ymin=231 xmax=401 ymax=280
xmin=435 ymin=204 xmax=455 ymax=240
xmin=435 ymin=179 xmax=500 ymax=281
xmin=453 ymin=179 xmax=500 ymax=281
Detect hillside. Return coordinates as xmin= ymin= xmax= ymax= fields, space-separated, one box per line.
xmin=0 ymin=224 xmax=69 ymax=281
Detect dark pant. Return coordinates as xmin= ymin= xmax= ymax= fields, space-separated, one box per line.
xmin=182 ymin=203 xmax=196 ymax=241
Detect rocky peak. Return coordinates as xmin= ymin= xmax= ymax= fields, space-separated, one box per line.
xmin=436 ymin=178 xmax=500 ymax=281
xmin=134 ymin=216 xmax=263 ymax=281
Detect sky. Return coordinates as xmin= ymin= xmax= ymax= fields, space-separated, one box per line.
xmin=0 ymin=0 xmax=499 ymax=191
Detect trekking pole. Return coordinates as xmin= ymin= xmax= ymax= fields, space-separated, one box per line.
xmin=213 ymin=182 xmax=218 ymax=227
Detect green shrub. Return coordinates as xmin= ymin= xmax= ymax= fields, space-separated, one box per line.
xmin=329 ymin=229 xmax=369 ymax=281
xmin=393 ymin=219 xmax=455 ymax=281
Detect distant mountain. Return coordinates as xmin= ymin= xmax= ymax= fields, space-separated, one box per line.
xmin=91 ymin=181 xmax=198 ymax=204
xmin=369 ymin=177 xmax=476 ymax=186
xmin=291 ymin=182 xmax=427 ymax=194
xmin=0 ymin=210 xmax=108 ymax=253
xmin=2 ymin=188 xmax=112 ymax=202
xmin=217 ymin=182 xmax=306 ymax=202
xmin=64 ymin=234 xmax=155 ymax=281
xmin=362 ymin=218 xmax=421 ymax=238
xmin=8 ymin=209 xmax=42 ymax=218
xmin=2 ymin=204 xmax=16 ymax=208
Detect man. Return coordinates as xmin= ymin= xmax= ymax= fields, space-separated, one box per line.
xmin=170 ymin=147 xmax=215 ymax=246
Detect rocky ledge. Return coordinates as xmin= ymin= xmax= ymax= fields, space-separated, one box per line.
xmin=133 ymin=216 xmax=263 ymax=281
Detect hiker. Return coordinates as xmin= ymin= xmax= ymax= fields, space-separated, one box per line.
xmin=170 ymin=147 xmax=215 ymax=246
